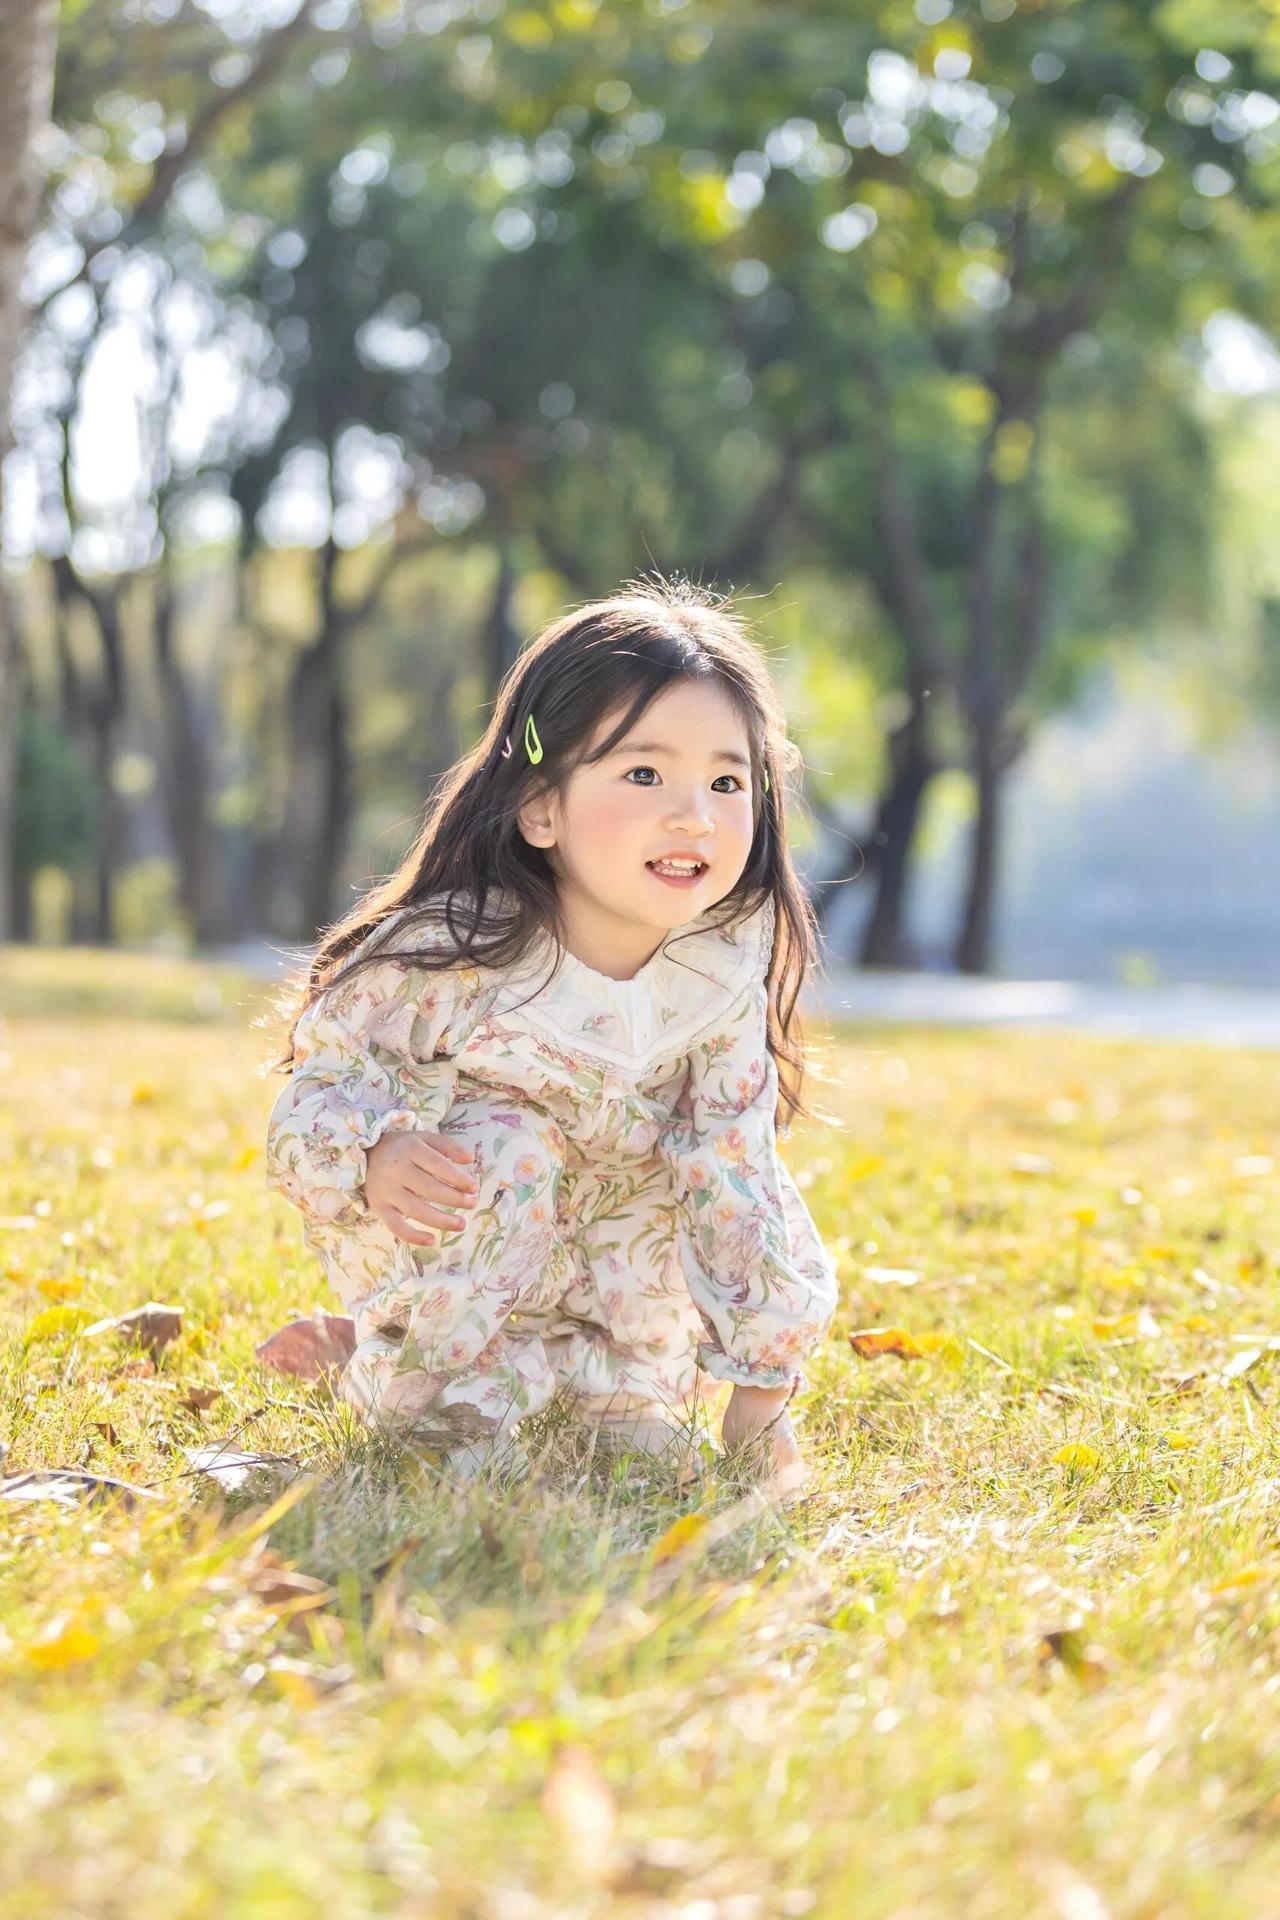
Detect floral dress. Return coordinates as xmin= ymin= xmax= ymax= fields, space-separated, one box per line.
xmin=263 ymin=891 xmax=839 ymax=1451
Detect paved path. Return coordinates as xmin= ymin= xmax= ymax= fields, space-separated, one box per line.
xmin=812 ymin=967 xmax=1280 ymax=1049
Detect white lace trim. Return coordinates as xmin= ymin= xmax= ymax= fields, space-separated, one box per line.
xmin=353 ymin=890 xmax=776 ymax=1075
xmin=497 ymin=894 xmax=775 ymax=1071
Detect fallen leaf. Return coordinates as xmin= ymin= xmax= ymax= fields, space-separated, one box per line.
xmin=1053 ymin=1443 xmax=1101 ymax=1471
xmin=862 ymin=1266 xmax=922 ymax=1288
xmin=26 ymin=1619 xmax=101 ymax=1670
xmin=254 ymin=1311 xmax=356 ymax=1381
xmin=182 ymin=1444 xmax=299 ymax=1492
xmin=1038 ymin=1626 xmax=1109 ymax=1688
xmin=855 ymin=1328 xmax=955 ymax=1359
xmin=0 ymin=1469 xmax=157 ymax=1510
xmin=113 ymin=1354 xmax=155 ymax=1379
xmin=180 ymin=1386 xmax=223 ymax=1412
xmin=846 ymin=1155 xmax=884 ymax=1181
xmin=37 ymin=1276 xmax=85 ymax=1303
xmin=651 ymin=1512 xmax=710 ymax=1565
xmin=265 ymin=1661 xmax=319 ymax=1711
xmin=1091 ymin=1309 xmax=1161 ymax=1341
xmin=26 ymin=1304 xmax=94 ymax=1341
xmin=1162 ymin=1432 xmax=1194 ymax=1452
xmin=85 ymin=1302 xmax=184 ymax=1356
xmin=252 ymin=1567 xmax=338 ymax=1614
xmin=1209 ymin=1564 xmax=1280 ymax=1595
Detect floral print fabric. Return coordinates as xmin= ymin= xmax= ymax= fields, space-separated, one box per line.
xmin=264 ymin=893 xmax=838 ymax=1445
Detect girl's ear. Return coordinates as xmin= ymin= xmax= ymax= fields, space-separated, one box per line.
xmin=516 ymin=789 xmax=557 ymax=850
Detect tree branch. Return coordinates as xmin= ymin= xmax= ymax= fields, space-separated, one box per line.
xmin=35 ymin=0 xmax=316 ymax=317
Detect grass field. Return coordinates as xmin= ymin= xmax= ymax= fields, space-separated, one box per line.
xmin=2 ymin=943 xmax=1279 ymax=1919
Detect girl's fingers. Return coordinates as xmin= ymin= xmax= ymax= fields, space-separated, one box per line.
xmin=384 ymin=1202 xmax=465 ymax=1244
xmin=407 ymin=1138 xmax=480 ymax=1197
xmin=431 ymin=1133 xmax=475 ymax=1164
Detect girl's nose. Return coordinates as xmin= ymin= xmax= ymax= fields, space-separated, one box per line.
xmin=666 ymin=794 xmax=714 ymax=829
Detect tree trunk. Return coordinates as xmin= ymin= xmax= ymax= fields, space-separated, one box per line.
xmin=481 ymin=534 xmax=521 ymax=696
xmin=151 ymin=561 xmax=234 ymax=943
xmin=953 ymin=736 xmax=1003 ymax=974
xmin=279 ymin=529 xmax=350 ymax=941
xmin=858 ymin=697 xmax=935 ymax=969
xmin=0 ymin=0 xmax=59 ymax=942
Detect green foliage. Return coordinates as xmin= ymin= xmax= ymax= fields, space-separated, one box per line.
xmin=14 ymin=712 xmax=97 ymax=877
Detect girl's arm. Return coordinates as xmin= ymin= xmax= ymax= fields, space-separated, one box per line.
xmin=265 ymin=957 xmax=468 ymax=1229
xmin=662 ymin=977 xmax=839 ymax=1390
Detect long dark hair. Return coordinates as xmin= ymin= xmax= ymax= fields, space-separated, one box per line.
xmin=267 ymin=574 xmax=826 ymax=1126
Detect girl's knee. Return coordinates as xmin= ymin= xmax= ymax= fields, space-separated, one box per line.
xmin=438 ymin=1098 xmax=565 ymax=1204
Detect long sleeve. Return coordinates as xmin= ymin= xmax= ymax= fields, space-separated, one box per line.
xmin=265 ymin=951 xmax=471 ymax=1229
xmin=662 ymin=975 xmax=839 ymax=1389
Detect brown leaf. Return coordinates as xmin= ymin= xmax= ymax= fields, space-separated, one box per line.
xmin=1038 ymin=1625 xmax=1110 ymax=1689
xmin=180 ymin=1386 xmax=223 ymax=1412
xmin=250 ymin=1567 xmax=337 ymax=1614
xmin=86 ymin=1302 xmax=184 ymax=1356
xmin=254 ymin=1312 xmax=356 ymax=1381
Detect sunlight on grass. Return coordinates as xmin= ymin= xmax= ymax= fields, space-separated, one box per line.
xmin=3 ymin=947 xmax=1280 ymax=1916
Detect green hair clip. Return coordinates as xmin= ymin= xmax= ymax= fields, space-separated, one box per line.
xmin=500 ymin=713 xmax=544 ymax=764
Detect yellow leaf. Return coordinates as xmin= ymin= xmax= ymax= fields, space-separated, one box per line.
xmin=651 ymin=1512 xmax=709 ymax=1565
xmin=26 ymin=1621 xmax=101 ymax=1669
xmin=267 ymin=1664 xmax=319 ymax=1711
xmin=1162 ymin=1432 xmax=1194 ymax=1452
xmin=26 ymin=1304 xmax=94 ymax=1340
xmin=231 ymin=1144 xmax=259 ymax=1172
xmin=1070 ymin=1206 xmax=1097 ymax=1227
xmin=1210 ymin=1564 xmax=1280 ymax=1595
xmin=849 ymin=1326 xmax=939 ymax=1360
xmin=1092 ymin=1309 xmax=1160 ymax=1341
xmin=1054 ymin=1443 xmax=1100 ymax=1471
xmin=916 ymin=1332 xmax=963 ymax=1361
xmin=846 ymin=1154 xmax=884 ymax=1182
xmin=37 ymin=1276 xmax=84 ymax=1303
xmin=1180 ymin=1315 xmax=1215 ymax=1334
xmin=129 ymin=1082 xmax=158 ymax=1104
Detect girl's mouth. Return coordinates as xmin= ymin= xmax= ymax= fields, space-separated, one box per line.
xmin=646 ymin=859 xmax=708 ymax=888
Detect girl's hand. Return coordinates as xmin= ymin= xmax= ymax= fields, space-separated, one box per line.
xmin=721 ymin=1383 xmax=808 ymax=1496
xmin=362 ymin=1130 xmax=480 ymax=1244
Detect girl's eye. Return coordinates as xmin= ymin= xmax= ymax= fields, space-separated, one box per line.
xmin=624 ymin=767 xmax=744 ymax=793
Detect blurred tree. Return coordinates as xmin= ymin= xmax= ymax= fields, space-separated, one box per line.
xmin=0 ymin=0 xmax=59 ymax=943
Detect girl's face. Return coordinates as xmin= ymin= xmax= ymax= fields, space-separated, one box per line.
xmin=517 ymin=677 xmax=759 ymax=969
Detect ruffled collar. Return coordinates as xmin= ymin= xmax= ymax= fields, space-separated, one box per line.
xmin=495 ymin=892 xmax=776 ymax=1071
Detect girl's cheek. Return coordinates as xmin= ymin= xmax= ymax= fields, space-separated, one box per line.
xmin=583 ymin=788 xmax=648 ymax=841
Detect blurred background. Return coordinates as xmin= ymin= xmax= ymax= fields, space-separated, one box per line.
xmin=1 ymin=0 xmax=1277 ymax=995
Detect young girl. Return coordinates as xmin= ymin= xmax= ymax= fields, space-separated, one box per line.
xmin=263 ymin=577 xmax=839 ymax=1484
